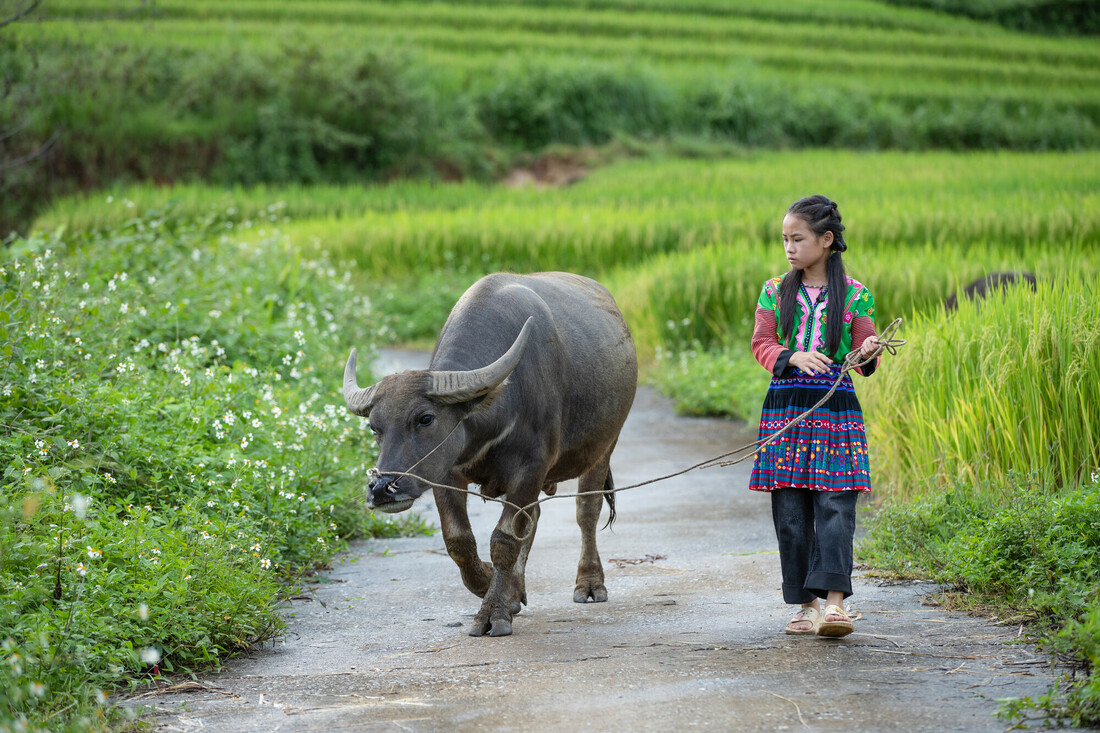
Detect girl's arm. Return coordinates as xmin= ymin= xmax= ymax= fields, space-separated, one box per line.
xmin=751 ymin=306 xmax=794 ymax=376
xmin=852 ymin=316 xmax=880 ymax=376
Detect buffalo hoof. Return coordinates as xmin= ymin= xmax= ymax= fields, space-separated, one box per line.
xmin=468 ymin=613 xmax=513 ymax=637
xmin=574 ymin=582 xmax=608 ymax=603
xmin=510 ymin=600 xmax=522 ymax=615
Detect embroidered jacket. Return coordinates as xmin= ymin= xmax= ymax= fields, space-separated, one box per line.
xmin=751 ymin=274 xmax=879 ymax=378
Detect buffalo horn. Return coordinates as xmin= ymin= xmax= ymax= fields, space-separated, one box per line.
xmin=428 ymin=317 xmax=533 ymax=404
xmin=343 ymin=348 xmax=379 ymax=416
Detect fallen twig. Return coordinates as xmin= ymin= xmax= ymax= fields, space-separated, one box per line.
xmin=129 ymin=682 xmax=237 ymax=700
xmin=609 ymin=554 xmax=667 ymax=567
xmin=383 ymin=644 xmax=460 ymax=658
xmin=850 ymin=632 xmax=903 ymax=648
xmin=867 ymin=649 xmax=986 ymax=659
xmin=762 ymin=691 xmax=809 ymax=730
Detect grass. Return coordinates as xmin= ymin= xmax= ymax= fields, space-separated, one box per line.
xmin=863 ymin=274 xmax=1100 ymax=496
xmin=858 ymin=478 xmax=1100 ymax=726
xmin=40 ymin=151 xmax=1100 ymax=252
xmin=5 ymin=0 xmax=1099 ymax=234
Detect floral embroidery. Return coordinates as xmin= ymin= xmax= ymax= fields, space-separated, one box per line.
xmin=759 ymin=275 xmax=876 ymax=361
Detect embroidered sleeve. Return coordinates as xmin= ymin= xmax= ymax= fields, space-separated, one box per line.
xmin=751 ymin=279 xmax=793 ymax=376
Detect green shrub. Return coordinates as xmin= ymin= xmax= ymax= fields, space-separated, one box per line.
xmin=648 ymin=344 xmax=770 ymax=420
xmin=476 ymin=60 xmax=676 ymax=148
xmin=945 ymin=486 xmax=1100 ymax=619
xmin=861 ymin=479 xmax=1100 ymax=727
xmin=1 ymin=37 xmax=475 ymax=234
xmin=0 ymin=207 xmax=428 ymax=730
xmin=882 ymin=0 xmax=1100 ymax=35
xmin=857 ymin=489 xmax=995 ymax=575
xmin=1044 ymin=606 xmax=1100 ymax=726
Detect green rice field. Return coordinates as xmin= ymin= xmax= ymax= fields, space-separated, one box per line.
xmin=36 ymin=148 xmax=1100 ymax=494
xmin=23 ymin=0 xmax=1100 ymax=107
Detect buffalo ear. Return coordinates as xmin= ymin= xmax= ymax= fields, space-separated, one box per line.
xmin=454 ymin=377 xmax=511 ymax=416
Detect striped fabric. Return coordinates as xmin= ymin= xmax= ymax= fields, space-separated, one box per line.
xmin=850 ymin=315 xmax=878 ymax=376
xmin=751 ymin=307 xmax=786 ymax=374
xmin=749 ymin=364 xmax=872 ymax=493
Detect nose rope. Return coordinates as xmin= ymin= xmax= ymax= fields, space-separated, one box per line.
xmin=367 ymin=419 xmax=464 ymax=491
xmin=370 ymin=318 xmax=905 ymax=543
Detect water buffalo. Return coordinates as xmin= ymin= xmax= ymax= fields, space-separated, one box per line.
xmin=343 ymin=272 xmax=638 ymax=637
xmin=945 ymin=271 xmax=1037 ymax=312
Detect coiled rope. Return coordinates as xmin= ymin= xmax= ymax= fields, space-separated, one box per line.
xmin=370 ymin=317 xmax=906 ymax=542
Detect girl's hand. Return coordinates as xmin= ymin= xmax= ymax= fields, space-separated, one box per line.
xmin=859 ymin=337 xmax=882 ymax=359
xmin=789 ymin=350 xmax=833 ymax=375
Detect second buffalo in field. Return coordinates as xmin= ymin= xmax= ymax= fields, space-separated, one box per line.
xmin=343 ymin=272 xmax=638 ymax=637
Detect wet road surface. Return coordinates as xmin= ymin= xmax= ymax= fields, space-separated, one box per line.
xmin=135 ymin=350 xmax=1060 ymax=732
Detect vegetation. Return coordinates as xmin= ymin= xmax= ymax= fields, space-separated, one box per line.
xmin=864 ymin=276 xmax=1100 ymax=495
xmin=4 ymin=0 xmax=1100 ymax=231
xmin=4 ymin=0 xmax=1099 ymax=728
xmin=882 ymin=0 xmax=1100 ymax=35
xmin=9 ymin=145 xmax=1100 ymax=727
xmin=0 ymin=207 xmax=428 ymax=731
xmin=858 ymin=479 xmax=1100 ymax=726
xmin=37 ymin=149 xmax=1100 ymax=363
xmin=856 ymin=275 xmax=1100 ymax=725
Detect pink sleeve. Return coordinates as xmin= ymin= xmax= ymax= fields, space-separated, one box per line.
xmin=751 ymin=307 xmax=788 ymax=374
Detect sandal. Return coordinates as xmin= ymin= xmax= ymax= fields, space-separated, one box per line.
xmin=784 ymin=606 xmax=821 ymax=635
xmin=817 ymin=604 xmax=854 ymax=638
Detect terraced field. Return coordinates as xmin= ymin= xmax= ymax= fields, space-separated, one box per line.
xmin=25 ymin=0 xmax=1100 ymax=108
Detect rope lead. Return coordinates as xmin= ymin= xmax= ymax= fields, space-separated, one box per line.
xmin=373 ymin=317 xmax=906 ymax=542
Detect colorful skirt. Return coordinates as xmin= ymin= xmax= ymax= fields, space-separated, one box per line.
xmin=749 ymin=363 xmax=871 ymax=493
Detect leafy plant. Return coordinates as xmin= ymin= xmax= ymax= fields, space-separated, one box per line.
xmin=0 ymin=205 xmax=429 ymax=730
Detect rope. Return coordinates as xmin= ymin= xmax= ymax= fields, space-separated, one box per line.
xmin=370 ymin=317 xmax=906 ymax=542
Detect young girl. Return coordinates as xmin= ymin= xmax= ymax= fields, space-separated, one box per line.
xmin=749 ymin=195 xmax=881 ymax=638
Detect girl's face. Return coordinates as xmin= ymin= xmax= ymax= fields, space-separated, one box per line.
xmin=782 ymin=213 xmax=833 ymax=272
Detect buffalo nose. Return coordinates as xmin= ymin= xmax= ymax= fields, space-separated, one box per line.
xmin=368 ymin=473 xmax=400 ymax=499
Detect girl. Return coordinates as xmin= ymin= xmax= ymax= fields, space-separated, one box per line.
xmin=749 ymin=195 xmax=881 ymax=638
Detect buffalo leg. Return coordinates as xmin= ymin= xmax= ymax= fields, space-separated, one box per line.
xmin=470 ymin=483 xmax=541 ymax=637
xmin=574 ymin=449 xmax=612 ymax=603
xmin=511 ymin=503 xmax=540 ymax=612
xmin=434 ymin=481 xmax=493 ymax=598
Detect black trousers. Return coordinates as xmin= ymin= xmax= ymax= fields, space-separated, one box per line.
xmin=770 ymin=488 xmax=859 ymax=604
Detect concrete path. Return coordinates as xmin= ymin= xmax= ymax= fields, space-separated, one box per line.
xmin=136 ymin=350 xmax=1059 ymax=732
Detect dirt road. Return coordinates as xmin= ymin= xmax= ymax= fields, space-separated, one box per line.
xmin=138 ymin=350 xmax=1058 ymax=732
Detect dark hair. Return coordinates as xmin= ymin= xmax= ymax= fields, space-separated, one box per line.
xmin=779 ymin=195 xmax=848 ymax=358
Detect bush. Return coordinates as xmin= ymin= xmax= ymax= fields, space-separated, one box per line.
xmin=881 ymin=0 xmax=1100 ymax=35
xmin=475 ymin=60 xmax=676 ymax=149
xmin=945 ymin=486 xmax=1100 ymax=619
xmin=860 ymin=479 xmax=1100 ymax=727
xmin=0 ymin=205 xmax=428 ymax=730
xmin=1 ymin=37 xmax=476 ymax=234
xmin=649 ymin=344 xmax=769 ymax=420
xmin=857 ymin=489 xmax=994 ymax=576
